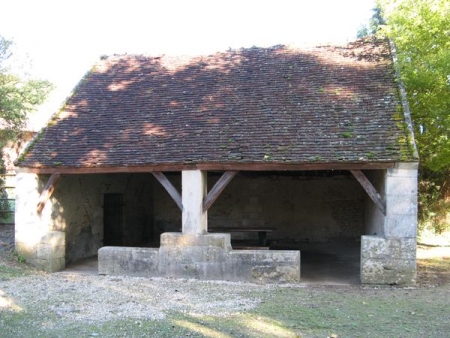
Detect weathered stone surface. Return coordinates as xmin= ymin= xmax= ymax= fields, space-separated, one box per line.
xmin=361 ymin=236 xmax=416 ymax=260
xmin=33 ymin=257 xmax=65 ymax=272
xmin=361 ymin=236 xmax=416 ymax=285
xmin=386 ymin=175 xmax=418 ymax=196
xmin=99 ymin=233 xmax=301 ymax=283
xmin=98 ymin=246 xmax=159 ymax=277
xmin=385 ymin=215 xmax=417 ymax=238
xmin=385 ymin=195 xmax=417 ymax=216
xmin=158 ymin=233 xmax=231 ymax=279
xmin=361 ymin=258 xmax=416 ymax=285
xmin=160 ymin=232 xmax=232 ymax=249
xmin=15 ymin=174 xmax=66 ymax=272
xmin=228 ymin=250 xmax=301 ymax=283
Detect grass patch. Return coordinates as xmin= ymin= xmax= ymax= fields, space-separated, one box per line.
xmin=0 ymin=263 xmax=32 ymax=281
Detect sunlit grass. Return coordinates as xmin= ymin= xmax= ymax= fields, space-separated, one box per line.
xmin=0 ymin=289 xmax=23 ymax=312
xmin=239 ymin=314 xmax=300 ymax=338
xmin=173 ymin=319 xmax=232 ymax=338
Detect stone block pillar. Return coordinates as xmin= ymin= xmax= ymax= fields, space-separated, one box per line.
xmin=15 ymin=172 xmax=65 ymax=272
xmin=361 ymin=163 xmax=418 ymax=285
xmin=385 ymin=166 xmax=418 ymax=238
xmin=182 ymin=170 xmax=207 ymax=234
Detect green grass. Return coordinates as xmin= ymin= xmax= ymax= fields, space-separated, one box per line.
xmin=1 ymin=284 xmax=449 ymax=337
xmin=1 ymin=254 xmax=449 ymax=337
xmin=0 ymin=263 xmax=32 ymax=281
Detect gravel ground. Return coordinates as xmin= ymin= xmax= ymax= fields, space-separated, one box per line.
xmin=0 ymin=225 xmax=269 ymax=326
xmin=1 ymin=273 xmax=267 ymax=323
xmin=2 ymin=224 xmax=450 ymax=336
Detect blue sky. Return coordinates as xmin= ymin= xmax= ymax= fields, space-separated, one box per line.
xmin=0 ymin=0 xmax=375 ymax=128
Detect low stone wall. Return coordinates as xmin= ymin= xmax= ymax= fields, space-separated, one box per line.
xmin=360 ymin=235 xmax=416 ymax=285
xmin=99 ymin=232 xmax=300 ymax=283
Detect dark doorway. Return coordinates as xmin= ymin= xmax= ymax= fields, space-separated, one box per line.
xmin=103 ymin=193 xmax=124 ymax=246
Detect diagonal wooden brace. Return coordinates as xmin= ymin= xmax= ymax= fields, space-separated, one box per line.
xmin=350 ymin=169 xmax=386 ymax=216
xmin=203 ymin=171 xmax=238 ymax=212
xmin=37 ymin=173 xmax=61 ymax=214
xmin=152 ymin=172 xmax=183 ymax=211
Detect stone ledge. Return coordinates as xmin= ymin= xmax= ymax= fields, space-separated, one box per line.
xmin=98 ymin=233 xmax=301 ymax=283
xmin=99 ymin=246 xmax=159 ymax=277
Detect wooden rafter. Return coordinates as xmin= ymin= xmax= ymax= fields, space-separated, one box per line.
xmin=17 ymin=162 xmax=396 ymax=175
xmin=350 ymin=169 xmax=386 ymax=216
xmin=37 ymin=173 xmax=61 ymax=214
xmin=152 ymin=172 xmax=183 ymax=211
xmin=203 ymin=171 xmax=238 ymax=212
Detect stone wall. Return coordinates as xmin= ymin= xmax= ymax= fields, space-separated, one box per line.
xmin=17 ymin=168 xmax=419 ymax=284
xmin=208 ymin=173 xmax=365 ymax=242
xmin=16 ymin=173 xmax=155 ymax=270
xmin=153 ymin=172 xmax=366 ymax=243
xmin=364 ymin=170 xmax=386 ymax=237
xmin=15 ymin=173 xmax=65 ymax=272
xmin=360 ymin=164 xmax=418 ymax=285
xmin=99 ymin=233 xmax=301 ymax=283
xmin=16 ymin=171 xmax=367 ymax=272
xmin=59 ymin=173 xmax=154 ymax=263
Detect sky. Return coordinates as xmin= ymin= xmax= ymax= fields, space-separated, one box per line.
xmin=0 ymin=0 xmax=376 ymax=129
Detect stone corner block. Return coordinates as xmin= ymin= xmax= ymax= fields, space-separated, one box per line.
xmin=384 ymin=215 xmax=417 ymax=238
xmin=360 ymin=236 xmax=416 ymax=285
xmin=33 ymin=257 xmax=65 ymax=272
xmin=160 ymin=232 xmax=231 ymax=250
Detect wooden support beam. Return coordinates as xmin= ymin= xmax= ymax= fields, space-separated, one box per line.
xmin=350 ymin=169 xmax=386 ymax=216
xmin=152 ymin=172 xmax=183 ymax=211
xmin=37 ymin=173 xmax=61 ymax=214
xmin=203 ymin=171 xmax=238 ymax=212
xmin=17 ymin=161 xmax=396 ymax=175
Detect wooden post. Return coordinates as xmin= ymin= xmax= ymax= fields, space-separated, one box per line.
xmin=152 ymin=172 xmax=183 ymax=211
xmin=203 ymin=171 xmax=238 ymax=212
xmin=350 ymin=169 xmax=386 ymax=215
xmin=37 ymin=173 xmax=61 ymax=214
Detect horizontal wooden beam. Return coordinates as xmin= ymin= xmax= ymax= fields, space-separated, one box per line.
xmin=17 ymin=161 xmax=397 ymax=174
xmin=37 ymin=173 xmax=61 ymax=214
xmin=152 ymin=172 xmax=183 ymax=211
xmin=350 ymin=169 xmax=386 ymax=216
xmin=203 ymin=171 xmax=238 ymax=212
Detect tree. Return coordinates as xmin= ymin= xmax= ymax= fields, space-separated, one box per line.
xmin=375 ymin=0 xmax=450 ymax=232
xmin=357 ymin=6 xmax=385 ymax=38
xmin=0 ymin=36 xmax=53 ymax=141
xmin=0 ymin=36 xmax=53 ymax=221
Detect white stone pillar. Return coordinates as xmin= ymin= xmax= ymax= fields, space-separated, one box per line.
xmin=361 ymin=163 xmax=418 ymax=285
xmin=384 ymin=163 xmax=418 ymax=238
xmin=182 ymin=170 xmax=207 ymax=234
xmin=15 ymin=172 xmax=65 ymax=272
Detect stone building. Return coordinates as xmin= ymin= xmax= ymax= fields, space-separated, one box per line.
xmin=14 ymin=38 xmax=418 ymax=284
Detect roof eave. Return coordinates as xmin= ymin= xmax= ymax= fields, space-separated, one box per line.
xmin=14 ymin=160 xmax=418 ymax=175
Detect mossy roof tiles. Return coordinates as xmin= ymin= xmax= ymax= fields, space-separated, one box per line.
xmin=17 ymin=38 xmax=418 ymax=169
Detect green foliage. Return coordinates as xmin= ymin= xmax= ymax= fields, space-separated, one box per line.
xmin=357 ymin=6 xmax=385 ymax=38
xmin=377 ymin=0 xmax=450 ymax=171
xmin=375 ymin=0 xmax=450 ymax=232
xmin=341 ymin=131 xmax=353 ymax=138
xmin=0 ymin=36 xmax=53 ymax=141
xmin=418 ymin=168 xmax=450 ymax=234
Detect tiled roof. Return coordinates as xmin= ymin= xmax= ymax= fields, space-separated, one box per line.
xmin=18 ymin=38 xmax=417 ymax=170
